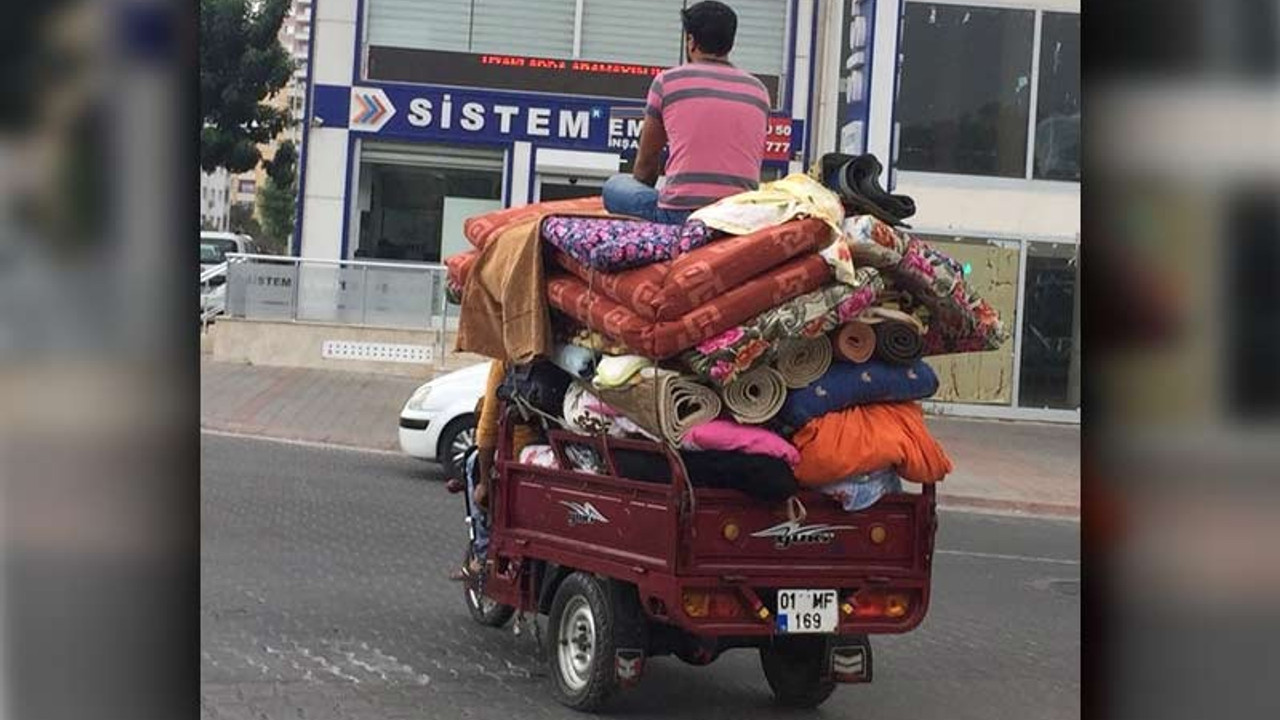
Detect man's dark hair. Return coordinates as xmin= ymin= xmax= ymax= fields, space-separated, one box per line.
xmin=681 ymin=1 xmax=737 ymax=56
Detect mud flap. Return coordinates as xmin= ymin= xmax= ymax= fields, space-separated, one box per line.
xmin=615 ymin=649 xmax=645 ymax=687
xmin=830 ymin=637 xmax=873 ymax=684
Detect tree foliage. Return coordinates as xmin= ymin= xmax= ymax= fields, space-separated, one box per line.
xmin=257 ymin=140 xmax=297 ymax=254
xmin=200 ymin=0 xmax=294 ymax=173
xmin=229 ymin=202 xmax=261 ymax=240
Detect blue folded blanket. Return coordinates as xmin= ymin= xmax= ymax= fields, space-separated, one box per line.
xmin=776 ymin=358 xmax=938 ymax=429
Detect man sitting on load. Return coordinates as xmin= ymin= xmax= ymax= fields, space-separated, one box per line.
xmin=602 ymin=1 xmax=770 ymax=224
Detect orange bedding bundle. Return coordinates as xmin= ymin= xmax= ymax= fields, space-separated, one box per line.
xmin=791 ymin=401 xmax=952 ymax=486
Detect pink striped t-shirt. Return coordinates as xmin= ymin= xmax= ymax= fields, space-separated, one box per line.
xmin=645 ymin=60 xmax=771 ymax=211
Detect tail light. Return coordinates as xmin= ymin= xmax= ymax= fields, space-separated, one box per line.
xmin=682 ymin=590 xmax=745 ymax=619
xmin=852 ymin=589 xmax=913 ymax=619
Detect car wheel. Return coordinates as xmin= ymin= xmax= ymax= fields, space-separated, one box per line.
xmin=759 ymin=635 xmax=838 ymax=708
xmin=437 ymin=415 xmax=476 ymax=480
xmin=462 ymin=547 xmax=515 ymax=628
xmin=546 ymin=573 xmax=648 ymax=711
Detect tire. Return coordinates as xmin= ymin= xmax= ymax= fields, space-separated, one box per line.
xmin=546 ymin=572 xmax=648 ymax=711
xmin=437 ymin=414 xmax=476 ymax=480
xmin=461 ymin=546 xmax=514 ymax=628
xmin=759 ymin=636 xmax=837 ymax=709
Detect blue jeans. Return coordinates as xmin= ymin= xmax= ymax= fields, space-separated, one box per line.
xmin=602 ymin=174 xmax=693 ymax=225
xmin=465 ymin=450 xmax=488 ymax=560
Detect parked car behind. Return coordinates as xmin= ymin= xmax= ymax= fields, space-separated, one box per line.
xmin=399 ymin=362 xmax=491 ymax=478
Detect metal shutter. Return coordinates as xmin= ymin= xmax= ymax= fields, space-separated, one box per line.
xmin=471 ymin=0 xmax=576 ymax=57
xmin=367 ymin=0 xmax=574 ymax=57
xmin=366 ymin=0 xmax=472 ymax=52
xmin=580 ymin=0 xmax=686 ymax=67
xmin=728 ymin=0 xmax=788 ymax=75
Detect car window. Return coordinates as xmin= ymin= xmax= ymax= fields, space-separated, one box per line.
xmin=200 ymin=239 xmax=236 ymax=263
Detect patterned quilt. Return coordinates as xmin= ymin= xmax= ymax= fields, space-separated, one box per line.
xmin=546 ymin=253 xmax=832 ymax=359
xmin=552 ymin=217 xmax=832 ymax=321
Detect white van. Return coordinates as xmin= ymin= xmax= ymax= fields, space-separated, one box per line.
xmin=200 ymin=231 xmax=258 ymax=269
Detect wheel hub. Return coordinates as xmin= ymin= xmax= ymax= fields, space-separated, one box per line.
xmin=557 ymin=598 xmax=596 ymax=691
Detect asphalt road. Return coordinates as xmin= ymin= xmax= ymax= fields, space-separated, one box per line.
xmin=202 ymin=432 xmax=1079 ymax=720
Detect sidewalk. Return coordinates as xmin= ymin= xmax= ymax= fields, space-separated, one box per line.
xmin=201 ymin=360 xmax=1079 ymax=518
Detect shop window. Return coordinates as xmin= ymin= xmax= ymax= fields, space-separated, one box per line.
xmin=538 ymin=177 xmax=605 ymax=202
xmin=896 ymin=3 xmax=1034 ymax=178
xmin=915 ymin=236 xmax=1020 ymax=405
xmin=355 ymin=148 xmax=502 ymax=262
xmin=1018 ymin=242 xmax=1080 ymax=409
xmin=1033 ymin=12 xmax=1080 ymax=181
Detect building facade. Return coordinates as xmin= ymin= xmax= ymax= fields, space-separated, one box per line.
xmin=295 ymin=0 xmax=1079 ymax=421
xmin=201 ymin=167 xmax=233 ymax=231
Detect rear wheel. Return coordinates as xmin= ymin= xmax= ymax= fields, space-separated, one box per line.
xmin=546 ymin=573 xmax=647 ymax=711
xmin=437 ymin=415 xmax=476 ymax=480
xmin=759 ymin=636 xmax=837 ymax=708
xmin=461 ymin=547 xmax=514 ymax=627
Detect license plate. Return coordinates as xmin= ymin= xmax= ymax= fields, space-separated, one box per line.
xmin=775 ymin=589 xmax=839 ymax=634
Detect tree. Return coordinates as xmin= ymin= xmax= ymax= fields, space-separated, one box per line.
xmin=257 ymin=140 xmax=297 ymax=254
xmin=229 ymin=202 xmax=261 ymax=239
xmin=200 ymin=0 xmax=294 ymax=173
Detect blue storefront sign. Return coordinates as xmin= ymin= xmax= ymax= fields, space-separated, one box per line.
xmin=312 ymin=82 xmax=802 ymax=163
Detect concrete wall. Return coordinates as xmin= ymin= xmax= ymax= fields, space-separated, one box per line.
xmin=210 ymin=318 xmax=485 ymax=379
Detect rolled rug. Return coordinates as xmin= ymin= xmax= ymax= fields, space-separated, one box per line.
xmin=721 ymin=366 xmax=787 ymax=425
xmin=873 ymin=320 xmax=924 ymax=364
xmin=774 ymin=336 xmax=833 ymax=389
xmin=832 ymin=321 xmax=876 ymax=363
xmin=594 ymin=368 xmax=722 ymax=445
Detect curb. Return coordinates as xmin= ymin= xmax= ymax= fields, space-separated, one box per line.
xmin=200 ymin=421 xmax=401 ymax=452
xmin=938 ymin=493 xmax=1079 ymax=520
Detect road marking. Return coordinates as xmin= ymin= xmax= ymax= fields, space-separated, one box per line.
xmin=200 ymin=428 xmax=404 ymax=457
xmin=935 ymin=549 xmax=1080 ymax=566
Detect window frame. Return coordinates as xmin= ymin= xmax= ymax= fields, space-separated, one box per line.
xmin=894 ymin=0 xmax=1079 ymax=186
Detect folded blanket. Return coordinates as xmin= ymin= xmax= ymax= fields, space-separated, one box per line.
xmin=873 ymin=320 xmax=924 ymax=364
xmin=612 ymin=449 xmax=799 ymax=503
xmin=832 ymin=321 xmax=876 ymax=363
xmin=791 ymin=402 xmax=952 ymax=486
xmin=551 ymin=217 xmax=832 ymax=322
xmin=464 ymin=196 xmax=605 ymax=250
xmin=690 ymin=173 xmax=846 ymax=236
xmin=681 ymin=269 xmax=884 ymax=385
xmin=445 ymin=250 xmax=478 ymax=304
xmin=774 ymin=336 xmax=833 ymax=389
xmin=777 ymin=358 xmax=939 ymax=431
xmin=546 ymin=252 xmax=832 ymax=359
xmin=594 ymin=368 xmax=722 ymax=445
xmin=821 ymin=469 xmax=903 ymax=512
xmin=541 ymin=216 xmax=715 ymax=273
xmin=562 ymin=382 xmax=657 ymax=440
xmin=592 ymin=354 xmax=653 ymax=390
xmin=721 ymin=366 xmax=787 ymax=425
xmin=680 ymin=419 xmax=800 ymax=467
xmin=844 ymin=215 xmax=1007 ymax=354
xmin=455 ymin=205 xmax=612 ymax=362
xmin=816 ymin=153 xmax=916 ymax=226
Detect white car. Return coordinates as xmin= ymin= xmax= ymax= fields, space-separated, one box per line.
xmin=398 ymin=362 xmax=492 ymax=478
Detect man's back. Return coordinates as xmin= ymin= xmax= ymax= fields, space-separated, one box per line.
xmin=646 ymin=61 xmax=770 ymax=212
